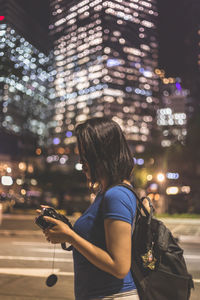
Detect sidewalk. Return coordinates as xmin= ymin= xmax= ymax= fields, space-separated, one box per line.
xmin=1 ymin=214 xmax=200 ymax=243
xmin=159 ymin=218 xmax=200 ymax=244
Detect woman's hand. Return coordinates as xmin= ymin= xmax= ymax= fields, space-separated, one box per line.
xmin=36 ymin=205 xmax=51 ymax=215
xmin=43 ymin=216 xmax=74 ymax=244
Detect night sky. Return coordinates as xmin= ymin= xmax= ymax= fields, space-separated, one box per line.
xmin=16 ymin=0 xmax=185 ymax=78
xmin=17 ymin=0 xmax=50 ymax=31
xmin=157 ymin=0 xmax=186 ymax=77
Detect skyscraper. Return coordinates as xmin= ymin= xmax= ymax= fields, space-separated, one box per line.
xmin=0 ymin=0 xmax=54 ymax=205
xmin=49 ymin=0 xmax=159 ymax=157
xmin=0 ymin=0 xmax=54 ymax=153
xmin=156 ymin=75 xmax=189 ymax=147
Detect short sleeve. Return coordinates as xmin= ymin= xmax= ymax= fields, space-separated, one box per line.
xmin=102 ymin=186 xmax=137 ymax=225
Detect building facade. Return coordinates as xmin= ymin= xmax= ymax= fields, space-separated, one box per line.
xmin=0 ymin=0 xmax=54 ymax=152
xmin=0 ymin=0 xmax=54 ymax=207
xmin=156 ymin=76 xmax=189 ymax=147
xmin=49 ymin=0 xmax=160 ymax=159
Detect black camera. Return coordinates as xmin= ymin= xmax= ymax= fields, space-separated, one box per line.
xmin=35 ymin=207 xmax=73 ymax=251
xmin=35 ymin=207 xmax=73 ymax=230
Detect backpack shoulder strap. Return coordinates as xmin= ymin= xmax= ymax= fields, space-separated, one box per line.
xmin=117 ymin=183 xmax=153 ymax=218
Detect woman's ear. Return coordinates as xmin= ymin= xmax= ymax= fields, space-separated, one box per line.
xmin=89 ymin=181 xmax=100 ymax=192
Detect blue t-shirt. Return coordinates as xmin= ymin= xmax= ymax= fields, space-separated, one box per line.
xmin=73 ymin=185 xmax=137 ymax=300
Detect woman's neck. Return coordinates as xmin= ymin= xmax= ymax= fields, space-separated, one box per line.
xmin=122 ymin=179 xmax=131 ymax=186
xmin=100 ymin=179 xmax=131 ymax=192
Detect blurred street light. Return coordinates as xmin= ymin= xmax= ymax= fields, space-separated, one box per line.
xmin=181 ymin=186 xmax=191 ymax=194
xmin=18 ymin=162 xmax=27 ymax=171
xmin=20 ymin=189 xmax=26 ymax=195
xmin=166 ymin=186 xmax=179 ymax=195
xmin=30 ymin=179 xmax=37 ymax=186
xmin=6 ymin=167 xmax=12 ymax=173
xmin=147 ymin=174 xmax=153 ymax=181
xmin=166 ymin=172 xmax=179 ymax=179
xmin=16 ymin=179 xmax=23 ymax=185
xmin=149 ymin=183 xmax=158 ymax=192
xmin=1 ymin=176 xmax=13 ymax=186
xmin=156 ymin=172 xmax=165 ymax=182
xmin=27 ymin=164 xmax=34 ymax=173
xmin=36 ymin=148 xmax=42 ymax=155
xmin=75 ymin=163 xmax=82 ymax=171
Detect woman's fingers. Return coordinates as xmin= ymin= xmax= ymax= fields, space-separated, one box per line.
xmin=36 ymin=204 xmax=50 ymax=215
xmin=40 ymin=205 xmax=51 ymax=209
xmin=43 ymin=216 xmax=59 ymax=225
xmin=35 ymin=205 xmax=57 ymax=243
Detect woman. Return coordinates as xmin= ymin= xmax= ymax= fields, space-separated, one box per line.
xmin=40 ymin=117 xmax=139 ymax=300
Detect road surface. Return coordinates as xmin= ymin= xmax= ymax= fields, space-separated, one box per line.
xmin=0 ymin=234 xmax=199 ymax=300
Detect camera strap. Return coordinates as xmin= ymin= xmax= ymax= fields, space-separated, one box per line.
xmin=57 ymin=213 xmax=74 ymax=251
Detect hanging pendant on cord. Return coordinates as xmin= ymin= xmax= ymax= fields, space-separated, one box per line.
xmin=46 ymin=244 xmax=58 ymax=287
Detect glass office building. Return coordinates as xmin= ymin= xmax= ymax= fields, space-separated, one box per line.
xmin=157 ymin=79 xmax=189 ymax=147
xmin=49 ymin=0 xmax=159 ymax=152
xmin=0 ymin=24 xmax=53 ymax=146
xmin=0 ymin=0 xmax=54 ymax=204
xmin=0 ymin=0 xmax=54 ymax=149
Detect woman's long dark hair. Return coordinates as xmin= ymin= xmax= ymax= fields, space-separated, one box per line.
xmin=75 ymin=117 xmax=134 ymax=189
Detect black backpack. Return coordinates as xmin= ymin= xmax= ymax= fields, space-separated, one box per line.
xmin=118 ymin=183 xmax=194 ymax=300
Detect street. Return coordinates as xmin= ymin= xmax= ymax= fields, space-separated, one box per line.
xmin=0 ymin=235 xmax=74 ymax=300
xmin=182 ymin=242 xmax=200 ymax=300
xmin=0 ymin=234 xmax=200 ymax=300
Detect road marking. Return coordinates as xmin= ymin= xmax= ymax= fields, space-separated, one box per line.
xmin=0 ymin=256 xmax=73 ymax=262
xmin=0 ymin=268 xmax=198 ymax=282
xmin=0 ymin=268 xmax=59 ymax=277
xmin=58 ymin=271 xmax=74 ymax=276
xmin=12 ymin=242 xmax=72 ymax=251
xmin=29 ymin=248 xmax=72 ymax=254
xmin=0 ymin=268 xmax=74 ymax=277
xmin=12 ymin=242 xmax=48 ymax=246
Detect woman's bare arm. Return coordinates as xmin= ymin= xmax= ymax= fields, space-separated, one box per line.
xmin=43 ymin=216 xmax=132 ymax=279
